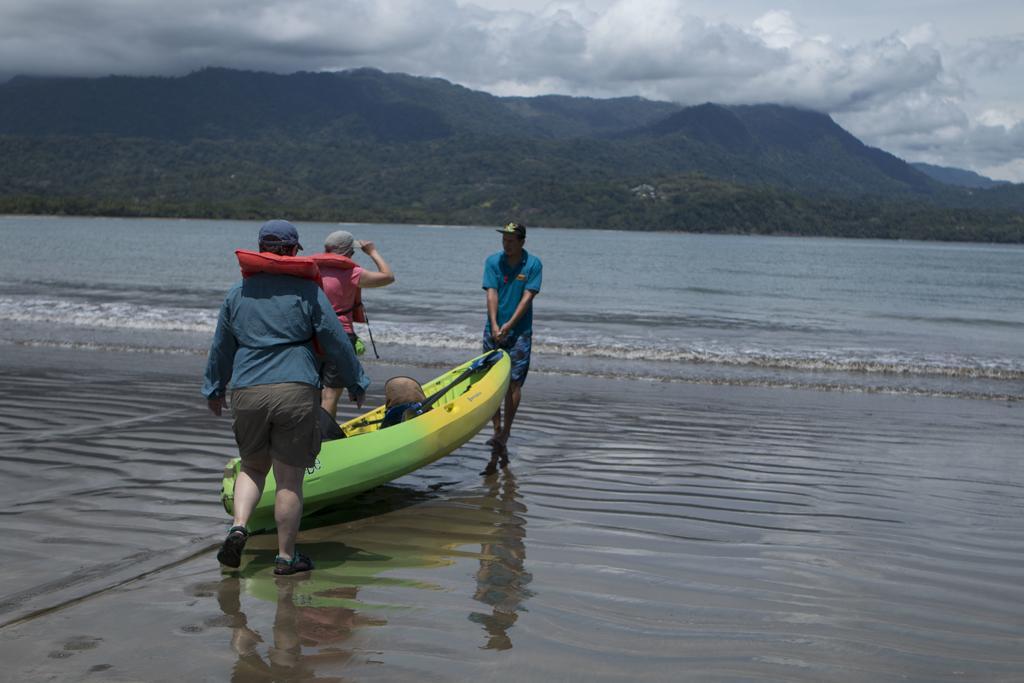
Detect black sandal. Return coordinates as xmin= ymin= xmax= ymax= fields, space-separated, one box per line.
xmin=216 ymin=525 xmax=249 ymax=568
xmin=274 ymin=551 xmax=314 ymax=575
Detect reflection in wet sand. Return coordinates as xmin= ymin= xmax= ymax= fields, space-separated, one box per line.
xmin=218 ymin=575 xmax=382 ymax=682
xmin=469 ymin=469 xmax=533 ymax=650
xmin=215 ymin=472 xmax=536 ymax=674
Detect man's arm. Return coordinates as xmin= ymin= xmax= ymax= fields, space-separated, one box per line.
xmin=356 ymin=241 xmax=395 ymax=289
xmin=495 ymin=256 xmax=542 ymax=341
xmin=486 ymin=288 xmax=500 ymax=340
xmin=202 ymin=296 xmax=238 ymax=415
xmin=495 ymin=290 xmax=538 ymax=343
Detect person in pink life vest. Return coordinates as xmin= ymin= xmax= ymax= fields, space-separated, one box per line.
xmin=312 ymin=230 xmax=395 ymax=418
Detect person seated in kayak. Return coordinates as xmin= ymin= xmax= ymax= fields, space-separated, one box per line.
xmin=380 ymin=376 xmax=427 ymax=428
xmin=203 ymin=219 xmax=370 ymax=576
xmin=312 ymin=230 xmax=395 ymax=418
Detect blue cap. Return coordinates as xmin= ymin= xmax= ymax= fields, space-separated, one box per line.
xmin=258 ymin=219 xmax=303 ymax=249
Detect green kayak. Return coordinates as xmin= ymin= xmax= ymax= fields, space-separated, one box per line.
xmin=220 ymin=350 xmax=510 ymax=530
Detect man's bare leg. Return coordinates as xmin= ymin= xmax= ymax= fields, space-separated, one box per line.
xmin=485 ymin=382 xmax=521 ymax=468
xmin=321 ymin=387 xmax=342 ymax=418
xmin=272 ymin=460 xmax=306 ymax=561
xmin=496 ymin=382 xmax=522 ymax=447
xmin=483 ymin=405 xmax=505 ymax=474
xmin=217 ymin=460 xmax=268 ymax=567
xmin=488 ymin=408 xmax=503 ymax=443
xmin=232 ymin=462 xmax=270 ymax=528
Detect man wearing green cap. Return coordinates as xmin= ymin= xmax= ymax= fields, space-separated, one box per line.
xmin=481 ymin=222 xmax=542 ymax=470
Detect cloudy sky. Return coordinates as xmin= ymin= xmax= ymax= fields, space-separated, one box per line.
xmin=1 ymin=0 xmax=1021 ymax=180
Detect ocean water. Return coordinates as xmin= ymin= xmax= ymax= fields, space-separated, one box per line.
xmin=1 ymin=214 xmax=1022 ymax=400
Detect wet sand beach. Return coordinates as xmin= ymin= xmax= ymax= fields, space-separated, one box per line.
xmin=1 ymin=345 xmax=1023 ymax=682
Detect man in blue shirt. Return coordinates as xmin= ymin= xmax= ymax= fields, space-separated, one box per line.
xmin=481 ymin=222 xmax=542 ymax=471
xmin=203 ymin=219 xmax=370 ymax=575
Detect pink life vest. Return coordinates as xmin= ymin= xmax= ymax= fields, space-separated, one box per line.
xmin=309 ymin=253 xmax=366 ymax=323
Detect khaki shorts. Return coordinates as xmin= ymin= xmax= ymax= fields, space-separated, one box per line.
xmin=231 ymin=382 xmax=322 ymax=469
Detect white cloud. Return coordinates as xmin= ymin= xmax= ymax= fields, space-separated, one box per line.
xmin=977 ymin=109 xmax=1021 ymax=128
xmin=0 ymin=0 xmax=1020 ymax=181
xmin=751 ymin=10 xmax=803 ymax=50
xmin=0 ymin=0 xmax=458 ymax=76
xmin=981 ymin=158 xmax=1024 ymax=183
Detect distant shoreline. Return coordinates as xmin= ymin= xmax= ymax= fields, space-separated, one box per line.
xmin=2 ymin=209 xmax=1022 ymax=245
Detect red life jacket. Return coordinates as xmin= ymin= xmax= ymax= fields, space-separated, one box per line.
xmin=309 ymin=253 xmax=366 ymax=323
xmin=236 ymin=250 xmax=324 ymax=286
xmin=235 ymin=250 xmax=325 ymax=354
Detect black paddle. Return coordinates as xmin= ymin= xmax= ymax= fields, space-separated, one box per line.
xmin=414 ymin=349 xmax=503 ymax=414
xmin=361 ymin=306 xmax=380 ymax=359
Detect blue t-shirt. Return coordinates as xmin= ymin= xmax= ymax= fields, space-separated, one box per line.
xmin=202 ymin=273 xmax=370 ymax=399
xmin=482 ymin=249 xmax=542 ymax=337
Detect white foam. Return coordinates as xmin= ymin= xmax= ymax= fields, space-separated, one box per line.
xmin=0 ymin=296 xmax=217 ymax=333
xmin=3 ymin=296 xmax=1022 ymax=381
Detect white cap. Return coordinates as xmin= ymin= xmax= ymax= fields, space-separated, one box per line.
xmin=324 ymin=230 xmax=358 ymax=255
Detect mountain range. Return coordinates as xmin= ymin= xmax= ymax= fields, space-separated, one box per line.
xmin=0 ymin=67 xmax=1020 ymax=242
xmin=910 ymin=163 xmax=1010 ymax=190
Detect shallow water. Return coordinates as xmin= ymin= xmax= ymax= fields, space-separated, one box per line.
xmin=1 ymin=348 xmax=1022 ymax=681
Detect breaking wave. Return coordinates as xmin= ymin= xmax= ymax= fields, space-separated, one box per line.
xmin=2 ymin=296 xmax=1022 ymax=385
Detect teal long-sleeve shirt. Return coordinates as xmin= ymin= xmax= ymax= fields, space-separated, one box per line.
xmin=202 ymin=273 xmax=370 ymax=399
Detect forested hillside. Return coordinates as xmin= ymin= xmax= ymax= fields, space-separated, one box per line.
xmin=1 ymin=68 xmax=1021 ymax=242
